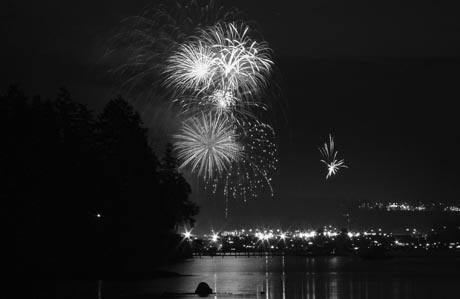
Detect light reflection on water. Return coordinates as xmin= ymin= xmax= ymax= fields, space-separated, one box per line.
xmin=113 ymin=256 xmax=460 ymax=298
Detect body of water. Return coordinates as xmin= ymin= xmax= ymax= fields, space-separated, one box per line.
xmin=101 ymin=256 xmax=460 ymax=298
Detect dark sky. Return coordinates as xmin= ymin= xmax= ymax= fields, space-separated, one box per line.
xmin=3 ymin=0 xmax=460 ymax=231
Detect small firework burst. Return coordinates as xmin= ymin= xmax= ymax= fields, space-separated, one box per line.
xmin=319 ymin=134 xmax=348 ymax=179
xmin=207 ymin=89 xmax=236 ymax=110
xmin=173 ymin=112 xmax=241 ymax=179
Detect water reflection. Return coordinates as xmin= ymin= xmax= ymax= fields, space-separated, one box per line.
xmin=214 ymin=273 xmax=217 ymax=299
xmin=138 ymin=256 xmax=460 ymax=298
xmin=281 ymin=256 xmax=285 ymax=299
xmin=265 ymin=255 xmax=269 ymax=299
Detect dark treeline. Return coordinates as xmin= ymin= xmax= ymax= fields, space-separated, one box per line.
xmin=5 ymin=86 xmax=198 ymax=277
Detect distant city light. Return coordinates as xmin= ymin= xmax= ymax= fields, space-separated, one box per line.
xmin=256 ymin=232 xmax=273 ymax=241
xmin=188 ymin=226 xmax=460 ymax=256
xmin=211 ymin=233 xmax=219 ymax=242
xmin=358 ymin=201 xmax=460 ymax=213
xmin=183 ymin=229 xmax=193 ymax=240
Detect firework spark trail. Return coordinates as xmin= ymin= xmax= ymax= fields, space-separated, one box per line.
xmin=174 ymin=112 xmax=242 ymax=179
xmin=173 ymin=91 xmax=269 ymax=128
xmin=319 ymin=134 xmax=348 ymax=179
xmin=214 ymin=121 xmax=278 ymax=201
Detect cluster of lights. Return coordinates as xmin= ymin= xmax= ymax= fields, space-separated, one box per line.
xmin=255 ymin=231 xmax=274 ymax=241
xmin=298 ymin=231 xmax=318 ymax=238
xmin=195 ymin=225 xmax=460 ymax=243
xmin=188 ymin=226 xmax=460 ymax=255
xmin=358 ymin=202 xmax=460 ymax=213
xmin=444 ymin=206 xmax=460 ymax=212
xmin=199 ymin=226 xmax=359 ymax=242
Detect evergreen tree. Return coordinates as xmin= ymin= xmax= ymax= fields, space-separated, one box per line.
xmin=161 ymin=143 xmax=198 ymax=229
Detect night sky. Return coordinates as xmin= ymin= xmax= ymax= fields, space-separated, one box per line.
xmin=3 ymin=0 xmax=460 ymax=231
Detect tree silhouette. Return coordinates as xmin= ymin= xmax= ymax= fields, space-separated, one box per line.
xmin=7 ymin=87 xmax=199 ymax=276
xmin=160 ymin=143 xmax=198 ymax=229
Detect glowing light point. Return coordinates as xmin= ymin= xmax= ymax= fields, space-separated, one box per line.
xmin=183 ymin=229 xmax=193 ymax=240
xmin=211 ymin=233 xmax=219 ymax=242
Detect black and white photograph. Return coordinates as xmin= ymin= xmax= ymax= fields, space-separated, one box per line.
xmin=6 ymin=0 xmax=460 ymax=298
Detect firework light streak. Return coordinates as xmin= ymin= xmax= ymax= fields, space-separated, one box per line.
xmin=173 ymin=91 xmax=267 ymax=126
xmin=217 ymin=121 xmax=277 ymax=201
xmin=319 ymin=134 xmax=348 ymax=179
xmin=173 ymin=112 xmax=242 ymax=179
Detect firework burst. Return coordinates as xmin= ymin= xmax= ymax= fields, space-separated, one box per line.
xmin=164 ymin=22 xmax=273 ymax=102
xmin=164 ymin=41 xmax=217 ymax=94
xmin=108 ymin=0 xmax=242 ymax=95
xmin=173 ymin=112 xmax=241 ymax=179
xmin=319 ymin=134 xmax=348 ymax=179
xmin=207 ymin=89 xmax=236 ymax=110
xmin=208 ymin=121 xmax=277 ymax=201
xmin=202 ymin=22 xmax=273 ymax=99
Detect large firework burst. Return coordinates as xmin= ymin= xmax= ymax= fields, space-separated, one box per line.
xmin=201 ymin=22 xmax=273 ymax=99
xmin=173 ymin=112 xmax=241 ymax=179
xmin=164 ymin=22 xmax=273 ymax=102
xmin=319 ymin=134 xmax=348 ymax=179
